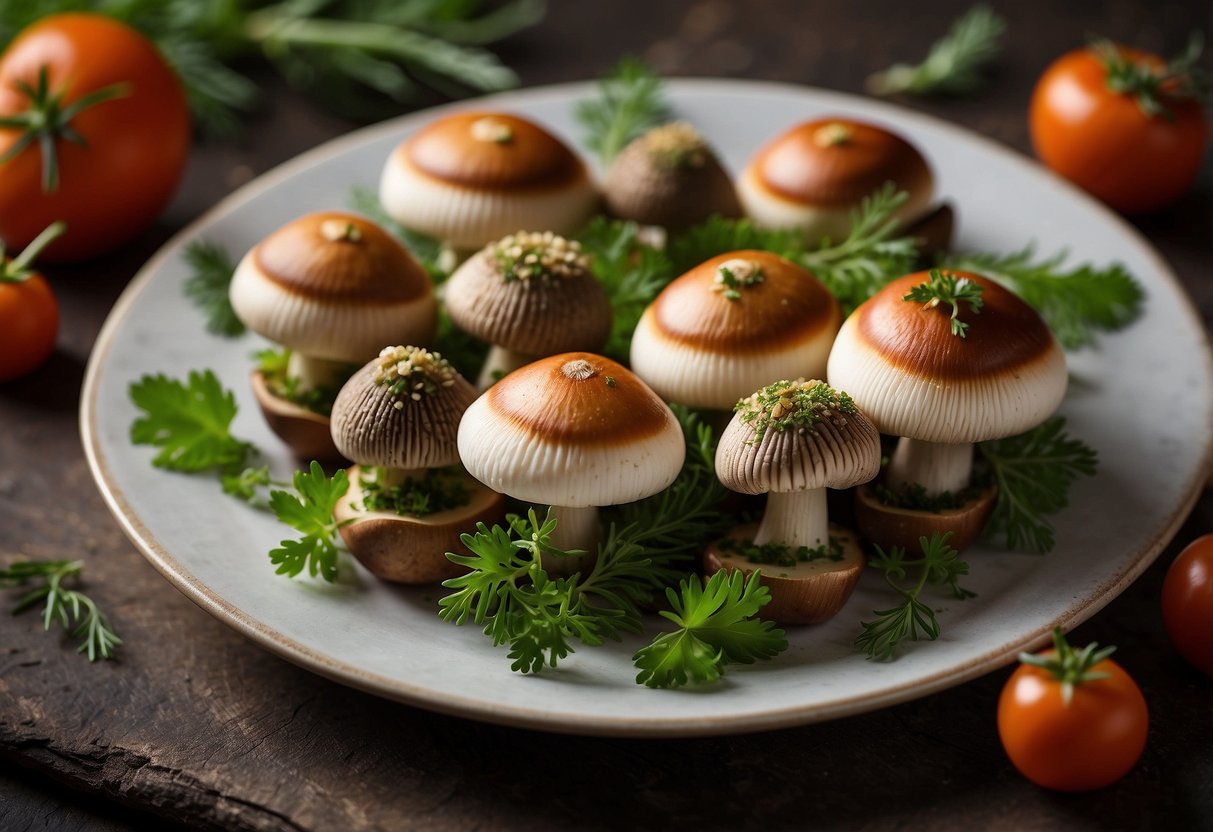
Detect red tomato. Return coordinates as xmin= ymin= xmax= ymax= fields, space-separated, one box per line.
xmin=998 ymin=631 xmax=1148 ymax=792
xmin=1029 ymin=43 xmax=1206 ymax=215
xmin=0 ymin=224 xmax=61 ymax=380
xmin=0 ymin=14 xmax=191 ymax=261
xmin=1162 ymin=533 xmax=1213 ymax=677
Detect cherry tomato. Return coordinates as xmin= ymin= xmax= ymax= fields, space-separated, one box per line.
xmin=0 ymin=223 xmax=64 ymax=381
xmin=998 ymin=630 xmax=1148 ymax=791
xmin=0 ymin=13 xmax=191 ymax=262
xmin=1162 ymin=533 xmax=1213 ymax=677
xmin=1029 ymin=42 xmax=1206 ymax=215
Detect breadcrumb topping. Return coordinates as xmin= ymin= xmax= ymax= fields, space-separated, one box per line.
xmin=490 ymin=231 xmax=591 ymax=284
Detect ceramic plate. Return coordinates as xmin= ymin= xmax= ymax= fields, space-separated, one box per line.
xmin=82 ymin=80 xmax=1213 ymax=737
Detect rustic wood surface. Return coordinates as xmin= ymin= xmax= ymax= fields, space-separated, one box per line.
xmin=3 ymin=1 xmax=1211 ymax=829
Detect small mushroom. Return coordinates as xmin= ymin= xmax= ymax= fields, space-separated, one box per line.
xmin=602 ymin=121 xmax=741 ymax=231
xmin=378 ymin=112 xmax=599 ymax=253
xmin=457 ymin=353 xmax=686 ymax=566
xmin=705 ymin=378 xmax=881 ymax=624
xmin=444 ymin=231 xmax=611 ymax=388
xmin=229 ymin=212 xmax=436 ymax=458
xmin=629 ymin=250 xmax=841 ymax=411
xmin=827 ymin=270 xmax=1068 ymax=550
xmin=330 ymin=345 xmax=505 ymax=584
xmin=736 ymin=117 xmax=936 ymax=241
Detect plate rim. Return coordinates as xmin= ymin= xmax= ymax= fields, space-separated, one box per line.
xmin=80 ymin=78 xmax=1213 ymax=737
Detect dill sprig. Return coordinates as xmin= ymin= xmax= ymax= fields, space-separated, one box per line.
xmin=575 ymin=57 xmax=671 ymax=164
xmin=902 ymin=268 xmax=985 ymax=337
xmin=943 ymin=246 xmax=1144 ymax=350
xmin=2 ymin=559 xmax=121 ymax=661
xmin=856 ymin=532 xmax=974 ymax=661
xmin=183 ymin=239 xmax=244 ymax=338
xmin=1092 ymin=32 xmax=1211 ymax=119
xmin=867 ymin=4 xmax=1006 ymax=97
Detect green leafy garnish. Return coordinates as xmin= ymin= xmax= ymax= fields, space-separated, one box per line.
xmin=221 ymin=465 xmax=275 ymax=503
xmin=902 ymin=268 xmax=985 ymax=337
xmin=666 ymin=214 xmax=804 ymax=274
xmin=267 ymin=461 xmax=351 ymax=581
xmin=867 ymin=4 xmax=1006 ymax=97
xmin=359 ymin=467 xmax=469 ymax=517
xmin=183 ymin=239 xmax=244 ymax=337
xmin=871 ymin=480 xmax=981 ymax=513
xmin=942 ymin=246 xmax=1144 ymax=350
xmin=977 ymin=417 xmax=1098 ymax=553
xmin=718 ymin=536 xmax=843 ymax=567
xmin=575 ymin=57 xmax=671 ymax=164
xmin=856 ymin=532 xmax=974 ymax=661
xmin=1018 ymin=628 xmax=1117 ymax=706
xmin=129 ymin=370 xmax=254 ymax=472
xmin=634 ymin=570 xmax=787 ymax=689
xmin=735 ymin=378 xmax=857 ymax=442
xmin=1092 ymin=32 xmax=1211 ymax=119
xmin=255 ymin=348 xmax=346 ymax=416
xmin=1 ymin=559 xmax=121 ymax=661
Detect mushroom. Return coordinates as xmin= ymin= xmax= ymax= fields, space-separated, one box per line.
xmin=705 ymin=378 xmax=881 ymax=624
xmin=444 ymin=231 xmax=611 ymax=388
xmin=378 ymin=111 xmax=599 ymax=254
xmin=330 ymin=345 xmax=505 ymax=584
xmin=457 ymin=352 xmax=686 ymax=562
xmin=229 ymin=212 xmax=437 ymax=458
xmin=827 ymin=270 xmax=1068 ymax=550
xmin=602 ymin=121 xmax=741 ymax=231
xmin=736 ymin=117 xmax=938 ymax=242
xmin=629 ymin=250 xmax=841 ymax=411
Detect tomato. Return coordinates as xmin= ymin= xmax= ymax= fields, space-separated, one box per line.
xmin=1029 ymin=42 xmax=1206 ymax=215
xmin=0 ymin=223 xmax=64 ymax=381
xmin=0 ymin=14 xmax=191 ymax=262
xmin=998 ymin=630 xmax=1148 ymax=791
xmin=1162 ymin=533 xmax=1213 ymax=677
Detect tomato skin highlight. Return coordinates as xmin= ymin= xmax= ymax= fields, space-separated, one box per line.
xmin=1162 ymin=534 xmax=1213 ymax=678
xmin=998 ymin=649 xmax=1148 ymax=792
xmin=0 ymin=13 xmax=191 ymax=262
xmin=1029 ymin=46 xmax=1206 ymax=215
xmin=0 ymin=272 xmax=58 ymax=381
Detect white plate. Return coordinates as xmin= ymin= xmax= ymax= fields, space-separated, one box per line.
xmin=82 ymin=80 xmax=1213 ymax=737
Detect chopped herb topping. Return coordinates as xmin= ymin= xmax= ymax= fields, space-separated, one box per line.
xmin=642 ymin=121 xmax=710 ymax=169
xmin=902 ymin=269 xmax=984 ymax=337
xmin=735 ymin=378 xmax=856 ymax=442
xmin=605 ymin=375 xmax=617 ymax=388
xmin=491 ymin=231 xmax=591 ymax=284
xmin=256 ymin=349 xmax=345 ymax=416
xmin=359 ymin=467 xmax=470 ymax=517
xmin=711 ymin=258 xmax=764 ymax=301
xmin=719 ymin=535 xmax=844 ymax=567
xmin=372 ymin=345 xmax=458 ymax=404
xmin=470 ymin=117 xmax=514 ymax=144
xmin=872 ymin=480 xmax=985 ymax=512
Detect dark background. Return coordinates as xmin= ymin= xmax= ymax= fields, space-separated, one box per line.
xmin=3 ymin=1 xmax=1212 ymax=829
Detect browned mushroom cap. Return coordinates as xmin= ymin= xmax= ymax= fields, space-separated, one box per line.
xmin=737 ymin=117 xmax=934 ymax=239
xmin=630 ymin=250 xmax=841 ymax=409
xmin=603 ymin=122 xmax=742 ymax=230
xmin=229 ymin=212 xmax=436 ymax=363
xmin=378 ymin=112 xmax=600 ymax=249
xmin=826 ymin=271 xmax=1067 ymax=444
xmin=330 ymin=346 xmax=477 ymax=469
xmin=444 ymin=231 xmax=611 ymax=361
xmin=716 ymin=379 xmax=881 ymax=495
xmin=457 ymin=353 xmax=685 ymax=508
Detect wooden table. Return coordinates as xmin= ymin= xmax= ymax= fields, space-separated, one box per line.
xmin=3 ymin=2 xmax=1211 ymax=829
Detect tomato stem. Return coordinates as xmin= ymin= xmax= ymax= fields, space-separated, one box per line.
xmin=1092 ymin=32 xmax=1212 ymax=120
xmin=1018 ymin=628 xmax=1116 ymax=706
xmin=1 ymin=221 xmax=66 ymax=283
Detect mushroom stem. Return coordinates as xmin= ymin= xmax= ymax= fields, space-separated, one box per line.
xmin=887 ymin=438 xmax=973 ymax=496
xmin=545 ymin=504 xmax=601 ymax=571
xmin=367 ymin=465 xmax=428 ymax=489
xmin=286 ymin=351 xmax=348 ymax=393
xmin=477 ymin=345 xmax=533 ymax=389
xmin=754 ymin=489 xmax=829 ymax=548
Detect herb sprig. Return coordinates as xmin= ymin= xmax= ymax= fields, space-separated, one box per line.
xmin=2 ymin=559 xmax=121 ymax=661
xmin=268 ymin=462 xmax=352 ymax=581
xmin=867 ymin=4 xmax=1006 ymax=97
xmin=183 ymin=240 xmax=244 ymax=337
xmin=575 ymin=57 xmax=671 ymax=164
xmin=902 ymin=268 xmax=985 ymax=337
xmin=856 ymin=532 xmax=974 ymax=660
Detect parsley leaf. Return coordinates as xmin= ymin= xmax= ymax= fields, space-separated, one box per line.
xmin=634 ymin=570 xmax=787 ymax=689
xmin=901 ymin=268 xmax=985 ymax=337
xmin=268 ymin=462 xmax=351 ymax=581
xmin=665 ymin=214 xmax=804 ymax=275
xmin=183 ymin=239 xmax=244 ymax=337
xmin=1 ymin=559 xmax=121 ymax=661
xmin=867 ymin=4 xmax=1006 ymax=97
xmin=856 ymin=532 xmax=974 ymax=661
xmin=575 ymin=57 xmax=671 ymax=164
xmin=129 ymin=370 xmax=254 ymax=472
xmin=977 ymin=416 xmax=1098 ymax=553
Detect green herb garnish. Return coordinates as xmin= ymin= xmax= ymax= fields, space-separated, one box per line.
xmin=575 ymin=57 xmax=671 ymax=164
xmin=360 ymin=467 xmax=469 ymax=517
xmin=256 ymin=348 xmax=346 ymax=416
xmin=129 ymin=370 xmax=255 ymax=472
xmin=902 ymin=268 xmax=985 ymax=337
xmin=1 ymin=559 xmax=121 ymax=661
xmin=856 ymin=532 xmax=974 ymax=660
xmin=268 ymin=461 xmax=351 ymax=582
xmin=183 ymin=239 xmax=244 ymax=337
xmin=633 ymin=570 xmax=787 ymax=689
xmin=719 ymin=536 xmax=843 ymax=567
xmin=871 ymin=481 xmax=983 ymax=513
xmin=712 ymin=259 xmax=764 ymax=301
xmin=666 ymin=214 xmax=805 ymax=275
xmin=867 ymin=4 xmax=1006 ymax=97
xmin=735 ymin=378 xmax=856 ymax=442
